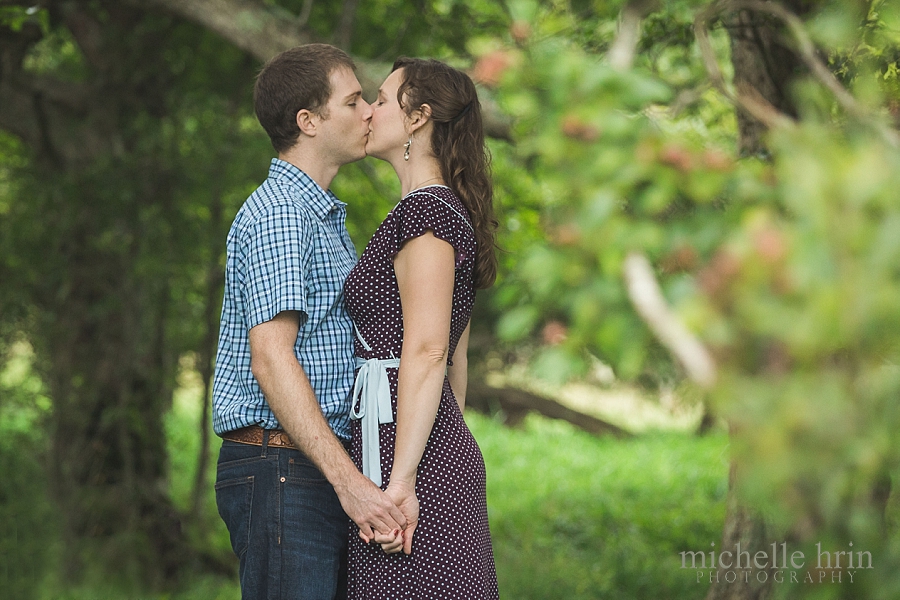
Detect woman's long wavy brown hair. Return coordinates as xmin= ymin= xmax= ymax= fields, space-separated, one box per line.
xmin=393 ymin=57 xmax=498 ymax=289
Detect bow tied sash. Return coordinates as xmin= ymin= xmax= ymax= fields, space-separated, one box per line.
xmin=349 ymin=356 xmax=400 ymax=487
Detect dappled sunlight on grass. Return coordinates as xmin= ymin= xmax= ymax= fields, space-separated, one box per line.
xmin=486 ymin=367 xmax=706 ymax=433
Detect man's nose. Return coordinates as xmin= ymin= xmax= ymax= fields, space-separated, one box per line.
xmin=362 ymin=99 xmax=373 ymax=120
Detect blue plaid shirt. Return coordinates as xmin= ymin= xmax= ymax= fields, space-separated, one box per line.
xmin=212 ymin=159 xmax=357 ymax=440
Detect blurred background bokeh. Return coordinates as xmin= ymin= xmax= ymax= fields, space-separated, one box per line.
xmin=2 ymin=1 xmax=900 ymax=598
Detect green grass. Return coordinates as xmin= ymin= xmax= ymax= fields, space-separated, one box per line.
xmin=470 ymin=412 xmax=728 ymax=600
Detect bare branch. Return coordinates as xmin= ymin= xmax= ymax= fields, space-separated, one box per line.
xmin=624 ymin=252 xmax=717 ymax=389
xmin=607 ymin=0 xmax=659 ymax=71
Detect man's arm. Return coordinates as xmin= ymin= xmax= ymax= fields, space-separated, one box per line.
xmin=248 ymin=311 xmax=406 ymax=540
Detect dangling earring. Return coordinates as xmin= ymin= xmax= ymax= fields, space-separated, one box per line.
xmin=403 ymin=137 xmax=411 ymax=161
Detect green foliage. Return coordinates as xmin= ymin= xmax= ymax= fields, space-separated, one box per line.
xmin=707 ymin=123 xmax=900 ymax=584
xmin=0 ymin=341 xmax=55 ymax=600
xmin=0 ymin=431 xmax=56 ymax=600
xmin=483 ymin=3 xmax=743 ymax=383
xmin=0 ymin=5 xmax=48 ymax=34
xmin=274 ymin=0 xmax=510 ymax=59
xmin=472 ymin=1 xmax=900 ymax=596
xmin=0 ymin=12 xmax=275 ymax=587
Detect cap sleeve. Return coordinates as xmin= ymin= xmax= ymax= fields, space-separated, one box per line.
xmin=393 ymin=190 xmax=474 ymax=268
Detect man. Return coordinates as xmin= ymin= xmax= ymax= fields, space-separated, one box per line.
xmin=212 ymin=44 xmax=406 ymax=600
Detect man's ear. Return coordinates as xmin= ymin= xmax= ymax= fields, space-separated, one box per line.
xmin=408 ymin=103 xmax=433 ymax=135
xmin=296 ymin=109 xmax=317 ymax=137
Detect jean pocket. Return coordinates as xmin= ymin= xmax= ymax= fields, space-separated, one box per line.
xmin=287 ymin=455 xmax=328 ymax=483
xmin=215 ymin=475 xmax=254 ymax=559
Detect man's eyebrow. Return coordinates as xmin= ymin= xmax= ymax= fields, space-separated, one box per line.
xmin=344 ymin=90 xmax=362 ymax=101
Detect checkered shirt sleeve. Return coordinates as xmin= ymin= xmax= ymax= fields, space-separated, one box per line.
xmin=244 ymin=204 xmax=311 ymax=329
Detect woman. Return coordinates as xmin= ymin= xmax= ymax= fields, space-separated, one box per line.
xmin=343 ymin=57 xmax=499 ymax=599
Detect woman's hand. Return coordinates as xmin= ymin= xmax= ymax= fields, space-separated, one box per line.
xmin=384 ymin=480 xmax=419 ymax=555
xmin=363 ymin=526 xmax=404 ymax=553
xmin=357 ymin=480 xmax=419 ymax=554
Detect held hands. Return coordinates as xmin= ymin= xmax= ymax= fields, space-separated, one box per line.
xmin=359 ymin=480 xmax=419 ymax=555
xmin=338 ymin=471 xmax=407 ymax=542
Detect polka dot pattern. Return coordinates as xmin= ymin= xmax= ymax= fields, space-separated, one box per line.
xmin=344 ymin=186 xmax=499 ymax=599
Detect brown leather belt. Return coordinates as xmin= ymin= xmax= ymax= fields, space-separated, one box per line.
xmin=221 ymin=425 xmax=297 ymax=449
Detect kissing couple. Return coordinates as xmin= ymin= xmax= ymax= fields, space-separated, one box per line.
xmin=212 ymin=43 xmax=500 ymax=600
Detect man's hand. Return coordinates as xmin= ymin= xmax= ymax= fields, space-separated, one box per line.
xmin=335 ymin=471 xmax=407 ymax=542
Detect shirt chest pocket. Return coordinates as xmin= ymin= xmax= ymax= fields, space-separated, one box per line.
xmin=305 ymin=237 xmax=354 ymax=308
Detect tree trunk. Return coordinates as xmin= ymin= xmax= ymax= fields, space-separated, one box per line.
xmin=705 ymin=3 xmax=812 ymax=599
xmin=0 ymin=1 xmax=221 ymax=588
xmin=191 ymin=192 xmax=225 ymax=519
xmin=704 ymin=463 xmax=776 ymax=600
xmin=35 ymin=206 xmax=189 ymax=586
xmin=726 ymin=1 xmax=812 ymax=157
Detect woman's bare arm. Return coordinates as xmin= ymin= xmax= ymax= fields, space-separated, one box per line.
xmin=387 ymin=230 xmax=456 ymax=553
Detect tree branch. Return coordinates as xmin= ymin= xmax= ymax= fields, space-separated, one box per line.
xmin=0 ymin=64 xmax=116 ymax=164
xmin=693 ymin=2 xmax=794 ymax=131
xmin=59 ymin=2 xmax=109 ymax=72
xmin=607 ymin=0 xmax=659 ymax=71
xmin=141 ymin=0 xmax=312 ymax=62
xmin=298 ymin=0 xmax=314 ymax=27
xmin=141 ymin=0 xmax=513 ymax=140
xmin=724 ymin=1 xmax=866 ymax=121
xmin=624 ymin=252 xmax=717 ymax=389
xmin=466 ymin=381 xmax=631 ymax=438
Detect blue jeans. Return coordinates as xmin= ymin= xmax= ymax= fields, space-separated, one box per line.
xmin=215 ymin=438 xmax=349 ymax=600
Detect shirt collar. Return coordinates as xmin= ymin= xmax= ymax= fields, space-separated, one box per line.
xmin=268 ymin=158 xmax=347 ymax=220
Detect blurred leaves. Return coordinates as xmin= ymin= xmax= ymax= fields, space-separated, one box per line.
xmin=475 ymin=2 xmax=900 ymax=592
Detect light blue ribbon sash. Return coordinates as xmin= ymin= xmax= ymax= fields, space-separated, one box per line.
xmin=349 ymin=356 xmax=400 ymax=487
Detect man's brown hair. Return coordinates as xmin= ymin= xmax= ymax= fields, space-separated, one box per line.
xmin=254 ymin=44 xmax=356 ymax=153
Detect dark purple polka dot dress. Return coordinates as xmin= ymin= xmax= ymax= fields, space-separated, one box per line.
xmin=344 ymin=186 xmax=499 ymax=600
